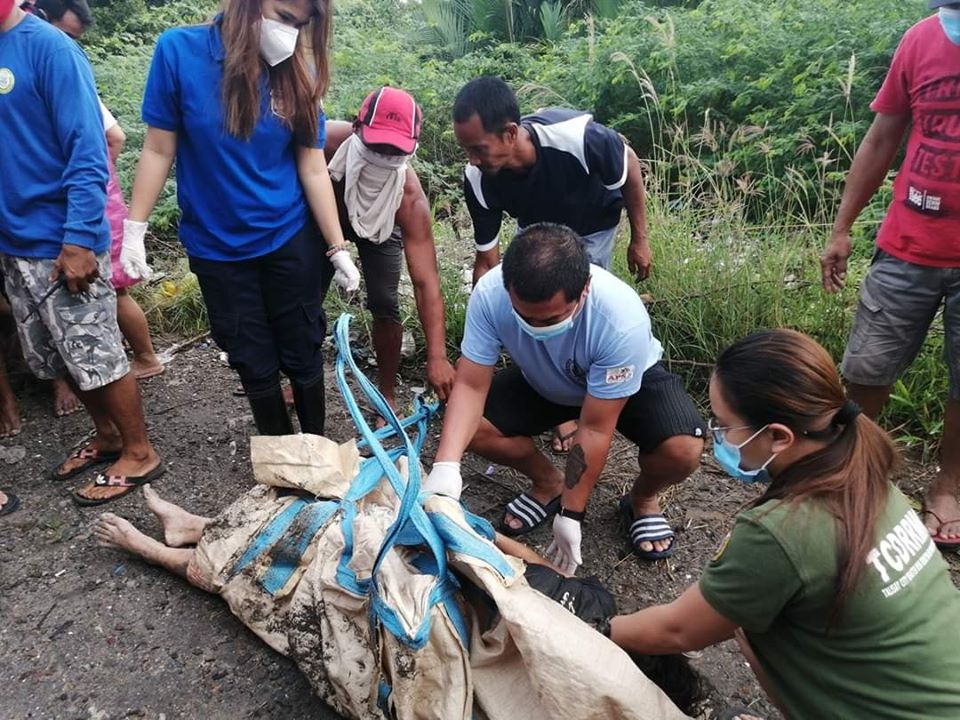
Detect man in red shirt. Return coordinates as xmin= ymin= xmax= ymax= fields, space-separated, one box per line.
xmin=822 ymin=0 xmax=960 ymax=550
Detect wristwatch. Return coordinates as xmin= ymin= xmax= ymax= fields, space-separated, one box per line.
xmin=558 ymin=506 xmax=586 ymax=522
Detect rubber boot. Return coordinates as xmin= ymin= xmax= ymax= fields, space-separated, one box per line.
xmin=292 ymin=376 xmax=326 ymax=436
xmin=246 ymin=386 xmax=294 ymax=436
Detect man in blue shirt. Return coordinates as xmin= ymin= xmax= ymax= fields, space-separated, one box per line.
xmin=0 ymin=4 xmax=162 ymax=505
xmin=423 ymin=224 xmax=704 ymax=573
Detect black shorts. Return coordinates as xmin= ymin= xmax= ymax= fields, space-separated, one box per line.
xmin=483 ymin=363 xmax=705 ymax=454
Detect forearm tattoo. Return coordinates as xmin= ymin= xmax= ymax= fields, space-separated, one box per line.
xmin=564 ymin=445 xmax=588 ymax=490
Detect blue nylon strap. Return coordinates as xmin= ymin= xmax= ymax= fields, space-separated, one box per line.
xmin=259 ymin=500 xmax=339 ymax=595
xmin=224 ymin=498 xmax=308 ymax=582
xmin=331 ymin=314 xmax=522 ymax=655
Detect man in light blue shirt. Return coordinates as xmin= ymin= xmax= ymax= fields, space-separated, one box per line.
xmin=424 ymin=223 xmax=705 ymax=573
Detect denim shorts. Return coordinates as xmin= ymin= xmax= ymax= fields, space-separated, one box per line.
xmin=0 ymin=252 xmax=128 ymax=391
xmin=841 ymin=249 xmax=960 ymax=399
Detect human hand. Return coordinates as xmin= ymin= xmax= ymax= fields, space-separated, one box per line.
xmin=120 ymin=219 xmax=153 ymax=281
xmin=422 ymin=461 xmax=462 ymax=499
xmin=51 ymin=244 xmax=98 ymax=293
xmin=546 ymin=514 xmax=583 ymax=575
xmin=627 ymin=238 xmax=652 ymax=280
xmin=426 ymin=356 xmax=456 ymax=402
xmin=330 ymin=249 xmax=361 ymax=292
xmin=820 ymin=231 xmax=852 ymax=293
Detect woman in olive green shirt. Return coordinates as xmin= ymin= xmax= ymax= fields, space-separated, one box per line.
xmin=610 ymin=329 xmax=960 ymax=720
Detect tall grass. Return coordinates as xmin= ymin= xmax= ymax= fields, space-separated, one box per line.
xmin=599 ymin=58 xmax=948 ymax=458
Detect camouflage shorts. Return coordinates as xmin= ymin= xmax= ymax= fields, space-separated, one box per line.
xmin=0 ymin=253 xmax=129 ymax=391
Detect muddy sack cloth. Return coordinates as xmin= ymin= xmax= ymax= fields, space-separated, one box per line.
xmin=189 ymin=314 xmax=691 ymax=720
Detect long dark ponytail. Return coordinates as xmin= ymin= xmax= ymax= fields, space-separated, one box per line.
xmin=714 ymin=329 xmax=899 ymax=615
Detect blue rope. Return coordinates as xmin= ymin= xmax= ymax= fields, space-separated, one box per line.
xmin=332 ymin=314 xmax=513 ymax=654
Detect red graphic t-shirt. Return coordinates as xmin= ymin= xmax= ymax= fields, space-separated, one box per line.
xmin=873 ymin=16 xmax=960 ymax=267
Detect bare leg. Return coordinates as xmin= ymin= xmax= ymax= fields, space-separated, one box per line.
xmin=53 ymin=376 xmax=123 ymax=479
xmin=51 ymin=377 xmax=82 ymax=417
xmin=0 ymin=361 xmax=21 ymax=438
xmin=923 ymin=399 xmax=960 ymax=540
xmin=143 ymin=484 xmax=210 ymax=547
xmin=631 ymin=435 xmax=703 ymax=554
xmin=494 ymin=532 xmax=569 ymax=576
xmin=845 ymin=382 xmax=892 ymax=421
xmin=847 ymin=383 xmax=960 ymax=540
xmin=94 ymin=513 xmax=194 ymax=579
xmin=469 ymin=418 xmax=564 ymax=531
xmin=71 ymin=374 xmax=161 ymax=502
xmin=116 ymin=290 xmax=164 ymax=380
xmin=371 ymin=317 xmax=402 ymax=427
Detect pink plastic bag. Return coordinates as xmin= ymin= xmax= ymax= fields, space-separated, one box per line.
xmin=106 ymin=162 xmax=137 ymax=290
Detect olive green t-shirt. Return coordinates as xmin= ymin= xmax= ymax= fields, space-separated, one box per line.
xmin=700 ymin=485 xmax=960 ymax=720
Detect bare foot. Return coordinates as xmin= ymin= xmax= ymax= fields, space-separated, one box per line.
xmin=502 ymin=481 xmax=563 ymax=532
xmin=551 ymin=420 xmax=578 ymax=453
xmin=143 ymin=484 xmax=208 ymax=547
xmin=630 ymin=490 xmax=674 ymax=555
xmin=0 ymin=396 xmax=21 ymax=438
xmin=51 ymin=378 xmax=82 ymax=417
xmin=94 ymin=512 xmax=164 ymax=559
xmin=131 ymin=356 xmax=165 ymax=380
xmin=923 ymin=474 xmax=960 ymax=543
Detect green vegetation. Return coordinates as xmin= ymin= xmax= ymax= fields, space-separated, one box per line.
xmin=85 ymin=0 xmax=945 ymax=455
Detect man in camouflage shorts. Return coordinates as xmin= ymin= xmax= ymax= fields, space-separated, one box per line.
xmin=0 ymin=0 xmax=161 ymax=506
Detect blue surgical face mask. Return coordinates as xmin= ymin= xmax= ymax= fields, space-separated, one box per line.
xmin=711 ymin=424 xmax=777 ymax=484
xmin=940 ymin=7 xmax=960 ymax=45
xmin=513 ymin=297 xmax=583 ymax=342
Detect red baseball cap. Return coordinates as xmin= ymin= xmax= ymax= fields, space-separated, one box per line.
xmin=0 ymin=0 xmax=16 ymax=23
xmin=356 ymin=87 xmax=422 ymax=155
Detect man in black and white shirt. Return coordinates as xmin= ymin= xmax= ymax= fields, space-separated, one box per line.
xmin=453 ymin=76 xmax=651 ymax=286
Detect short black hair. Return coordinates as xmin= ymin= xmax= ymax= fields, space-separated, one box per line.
xmin=452 ymin=76 xmax=520 ymax=135
xmin=501 ymin=223 xmax=590 ymax=303
xmin=35 ymin=0 xmax=93 ymax=27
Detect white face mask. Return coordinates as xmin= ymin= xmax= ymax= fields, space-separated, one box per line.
xmin=260 ymin=17 xmax=299 ymax=66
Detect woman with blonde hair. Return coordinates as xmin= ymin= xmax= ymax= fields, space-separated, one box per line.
xmin=117 ymin=0 xmax=357 ymax=457
xmin=610 ymin=329 xmax=960 ymax=720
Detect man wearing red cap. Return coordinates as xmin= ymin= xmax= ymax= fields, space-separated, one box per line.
xmin=321 ymin=87 xmax=456 ymax=411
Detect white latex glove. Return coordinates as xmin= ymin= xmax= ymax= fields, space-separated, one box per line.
xmin=330 ymin=249 xmax=360 ymax=292
xmin=547 ymin=515 xmax=583 ymax=576
xmin=422 ymin=461 xmax=462 ymax=499
xmin=120 ymin=219 xmax=153 ymax=281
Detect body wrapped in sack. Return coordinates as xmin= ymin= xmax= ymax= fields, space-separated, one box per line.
xmin=187 ymin=434 xmax=691 ymax=720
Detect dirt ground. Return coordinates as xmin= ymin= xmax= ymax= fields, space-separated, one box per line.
xmin=1 ymin=335 xmax=957 ymax=720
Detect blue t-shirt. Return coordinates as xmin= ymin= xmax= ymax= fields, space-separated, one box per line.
xmin=141 ymin=21 xmax=326 ymax=261
xmin=464 ymin=108 xmax=627 ymax=252
xmin=0 ymin=15 xmax=109 ymax=259
xmin=462 ymin=265 xmax=662 ymax=406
